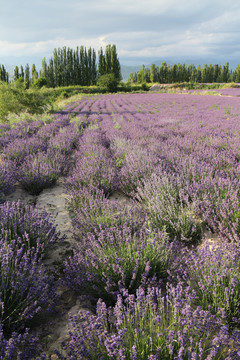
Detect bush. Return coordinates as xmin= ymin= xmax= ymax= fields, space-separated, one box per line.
xmin=0 ymin=201 xmax=59 ymax=336
xmin=97 ymin=74 xmax=119 ymax=92
xmin=0 ymin=160 xmax=16 ymax=202
xmin=32 ymin=77 xmax=47 ymax=89
xmin=4 ymin=137 xmax=47 ymax=165
xmin=67 ymin=185 xmax=146 ymax=237
xmin=18 ymin=150 xmax=67 ymax=195
xmin=0 ymin=81 xmax=47 ymax=122
xmin=141 ymin=82 xmax=149 ymax=91
xmin=56 ymin=285 xmax=240 ymax=359
xmin=119 ymin=149 xmax=159 ymax=196
xmin=0 ymin=200 xmax=60 ymax=253
xmin=64 ymin=225 xmax=174 ymax=305
xmin=0 ymin=327 xmax=42 ymax=360
xmin=183 ymin=241 xmax=240 ymax=328
xmin=67 ymin=145 xmax=115 ymax=194
xmin=48 ymin=126 xmax=80 ymax=155
xmin=137 ymin=173 xmax=204 ymax=243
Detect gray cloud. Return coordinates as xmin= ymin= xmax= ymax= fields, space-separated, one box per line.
xmin=0 ymin=0 xmax=240 ymax=65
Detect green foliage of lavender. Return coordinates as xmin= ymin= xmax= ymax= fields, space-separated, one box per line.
xmin=0 ymin=160 xmax=16 ymax=202
xmin=0 ymin=200 xmax=60 ymax=253
xmin=64 ymin=226 xmax=174 ymax=305
xmin=181 ymin=241 xmax=240 ymax=328
xmin=67 ymin=185 xmax=146 ymax=237
xmin=17 ymin=150 xmax=67 ymax=195
xmin=56 ymin=285 xmax=240 ymax=360
xmin=137 ymin=172 xmax=204 ymax=243
xmin=0 ymin=201 xmax=60 ymax=355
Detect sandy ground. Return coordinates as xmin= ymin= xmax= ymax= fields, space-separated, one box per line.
xmin=5 ymin=180 xmax=87 ymax=357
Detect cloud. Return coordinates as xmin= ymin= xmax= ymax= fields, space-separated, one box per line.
xmin=0 ymin=0 xmax=240 ymax=65
xmin=0 ymin=37 xmax=107 ymax=58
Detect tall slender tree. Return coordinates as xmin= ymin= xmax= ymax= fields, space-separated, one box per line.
xmin=98 ymin=47 xmax=106 ymax=77
xmin=20 ymin=65 xmax=24 ymax=80
xmin=14 ymin=66 xmax=19 ymax=81
xmin=31 ymin=64 xmax=38 ymax=83
xmin=25 ymin=64 xmax=30 ymax=88
xmin=41 ymin=58 xmax=48 ymax=79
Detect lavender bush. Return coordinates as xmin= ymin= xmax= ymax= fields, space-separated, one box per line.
xmin=0 ymin=159 xmax=16 ymax=202
xmin=56 ymin=285 xmax=240 ymax=360
xmin=36 ymin=116 xmax=69 ymax=141
xmin=0 ymin=326 xmax=42 ymax=360
xmin=18 ymin=150 xmax=67 ymax=195
xmin=67 ymin=146 xmax=115 ymax=194
xmin=0 ymin=202 xmax=59 ymax=354
xmin=48 ymin=125 xmax=80 ymax=155
xmin=4 ymin=137 xmax=47 ymax=165
xmin=64 ymin=225 xmax=174 ymax=305
xmin=181 ymin=241 xmax=240 ymax=328
xmin=137 ymin=173 xmax=204 ymax=243
xmin=0 ymin=234 xmax=56 ymax=334
xmin=67 ymin=185 xmax=146 ymax=237
xmin=0 ymin=201 xmax=60 ymax=254
xmin=119 ymin=148 xmax=158 ymax=196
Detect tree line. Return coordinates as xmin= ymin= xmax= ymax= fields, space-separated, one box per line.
xmin=4 ymin=44 xmax=121 ymax=88
xmin=130 ymin=62 xmax=240 ymax=84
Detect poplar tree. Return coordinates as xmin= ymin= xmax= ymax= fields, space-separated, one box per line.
xmin=31 ymin=64 xmax=38 ymax=82
xmin=98 ymin=44 xmax=121 ymax=81
xmin=14 ymin=66 xmax=19 ymax=81
xmin=48 ymin=59 xmax=55 ymax=88
xmin=88 ymin=47 xmax=92 ymax=85
xmin=0 ymin=65 xmax=8 ymax=82
xmin=233 ymin=65 xmax=240 ymax=82
xmin=91 ymin=49 xmax=97 ymax=84
xmin=105 ymin=44 xmax=112 ymax=73
xmin=84 ymin=47 xmax=89 ymax=85
xmin=20 ymin=65 xmax=24 ymax=80
xmin=150 ymin=64 xmax=157 ymax=83
xmin=79 ymin=46 xmax=85 ymax=85
xmin=25 ymin=64 xmax=30 ymax=89
xmin=98 ymin=47 xmax=106 ymax=77
xmin=41 ymin=58 xmax=48 ymax=79
xmin=53 ymin=48 xmax=59 ymax=86
xmin=110 ymin=44 xmax=121 ymax=81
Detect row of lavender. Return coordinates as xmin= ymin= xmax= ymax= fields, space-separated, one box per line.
xmin=0 ymin=95 xmax=98 ymax=200
xmin=57 ymin=93 xmax=240 ymax=359
xmin=0 ymin=101 xmax=93 ymax=358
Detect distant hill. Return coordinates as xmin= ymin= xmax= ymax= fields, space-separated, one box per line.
xmin=120 ymin=64 xmax=142 ymax=81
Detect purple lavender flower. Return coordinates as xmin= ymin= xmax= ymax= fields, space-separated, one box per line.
xmin=18 ymin=150 xmax=67 ymax=195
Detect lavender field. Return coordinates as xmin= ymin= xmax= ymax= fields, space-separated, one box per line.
xmin=1 ymin=91 xmax=240 ymax=359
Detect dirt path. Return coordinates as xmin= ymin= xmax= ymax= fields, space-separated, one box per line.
xmin=5 ymin=180 xmax=87 ymax=358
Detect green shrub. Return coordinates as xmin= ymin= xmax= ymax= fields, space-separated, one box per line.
xmin=31 ymin=77 xmax=47 ymax=89
xmin=97 ymin=73 xmax=119 ymax=92
xmin=0 ymin=81 xmax=47 ymax=122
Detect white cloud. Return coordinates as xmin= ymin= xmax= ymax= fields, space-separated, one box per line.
xmin=0 ymin=37 xmax=108 ymax=58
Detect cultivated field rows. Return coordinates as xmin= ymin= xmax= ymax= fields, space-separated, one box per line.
xmin=1 ymin=92 xmax=240 ymax=359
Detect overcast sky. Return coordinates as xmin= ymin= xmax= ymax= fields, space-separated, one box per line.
xmin=1 ymin=0 xmax=240 ymax=66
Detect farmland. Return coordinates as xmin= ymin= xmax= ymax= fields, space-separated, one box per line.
xmin=1 ymin=89 xmax=240 ymax=359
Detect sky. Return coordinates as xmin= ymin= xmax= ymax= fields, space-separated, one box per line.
xmin=1 ymin=0 xmax=240 ymax=67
